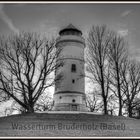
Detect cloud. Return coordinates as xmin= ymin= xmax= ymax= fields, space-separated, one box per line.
xmin=117 ymin=29 xmax=128 ymax=37
xmin=39 ymin=19 xmax=59 ymax=38
xmin=127 ymin=45 xmax=140 ymax=62
xmin=121 ymin=10 xmax=132 ymax=17
xmin=0 ymin=4 xmax=19 ymax=34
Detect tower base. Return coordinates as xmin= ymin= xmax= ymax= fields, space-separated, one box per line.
xmin=52 ymin=103 xmax=88 ymax=112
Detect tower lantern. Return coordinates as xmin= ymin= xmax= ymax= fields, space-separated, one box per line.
xmin=52 ymin=24 xmax=88 ymax=111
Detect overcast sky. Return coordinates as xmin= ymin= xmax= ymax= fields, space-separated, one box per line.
xmin=0 ymin=3 xmax=140 ymax=60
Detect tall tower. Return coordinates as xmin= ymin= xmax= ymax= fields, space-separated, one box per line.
xmin=52 ymin=24 xmax=88 ymax=112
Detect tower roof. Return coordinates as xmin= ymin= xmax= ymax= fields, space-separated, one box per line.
xmin=59 ymin=24 xmax=82 ymax=35
xmin=64 ymin=24 xmax=78 ymax=30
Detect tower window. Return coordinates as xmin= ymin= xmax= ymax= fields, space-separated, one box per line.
xmin=72 ymin=79 xmax=75 ymax=83
xmin=72 ymin=99 xmax=76 ymax=103
xmin=71 ymin=64 xmax=76 ymax=72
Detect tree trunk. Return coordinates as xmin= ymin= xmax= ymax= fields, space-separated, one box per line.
xmin=128 ymin=105 xmax=133 ymax=118
xmin=117 ymin=65 xmax=122 ymax=116
xmin=138 ymin=109 xmax=140 ymax=118
xmin=103 ymin=97 xmax=108 ymax=115
xmin=101 ymin=79 xmax=108 ymax=115
xmin=118 ymin=98 xmax=122 ymax=116
xmin=27 ymin=102 xmax=34 ymax=113
xmin=27 ymin=106 xmax=34 ymax=113
xmin=100 ymin=65 xmax=108 ymax=115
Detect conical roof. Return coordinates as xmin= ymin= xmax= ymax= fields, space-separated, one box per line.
xmin=59 ymin=24 xmax=82 ymax=35
xmin=64 ymin=24 xmax=78 ymax=30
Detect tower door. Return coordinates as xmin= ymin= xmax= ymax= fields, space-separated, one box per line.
xmin=71 ymin=104 xmax=77 ymax=111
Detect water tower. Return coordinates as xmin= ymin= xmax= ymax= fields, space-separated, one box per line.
xmin=52 ymin=24 xmax=88 ymax=111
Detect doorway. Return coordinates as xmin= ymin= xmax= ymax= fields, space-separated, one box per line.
xmin=71 ymin=104 xmax=77 ymax=111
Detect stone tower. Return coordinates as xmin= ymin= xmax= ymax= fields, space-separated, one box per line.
xmin=52 ymin=24 xmax=88 ymax=112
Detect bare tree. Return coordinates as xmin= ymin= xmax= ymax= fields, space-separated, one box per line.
xmin=4 ymin=100 xmax=21 ymax=116
xmin=0 ymin=90 xmax=10 ymax=103
xmin=120 ymin=59 xmax=140 ymax=117
xmin=108 ymin=35 xmax=127 ymax=116
xmin=86 ymin=25 xmax=113 ymax=114
xmin=0 ymin=32 xmax=63 ymax=113
xmin=107 ymin=94 xmax=119 ymax=116
xmin=86 ymin=89 xmax=102 ymax=112
xmin=35 ymin=93 xmax=53 ymax=112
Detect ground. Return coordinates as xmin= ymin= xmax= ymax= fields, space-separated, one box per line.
xmin=0 ymin=111 xmax=140 ymax=137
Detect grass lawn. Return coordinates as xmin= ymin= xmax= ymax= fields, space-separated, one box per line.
xmin=0 ymin=112 xmax=139 ymax=137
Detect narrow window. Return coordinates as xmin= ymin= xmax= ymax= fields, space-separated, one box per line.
xmin=71 ymin=64 xmax=76 ymax=72
xmin=72 ymin=79 xmax=75 ymax=83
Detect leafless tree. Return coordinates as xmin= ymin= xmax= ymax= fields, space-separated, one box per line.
xmin=120 ymin=59 xmax=140 ymax=117
xmin=86 ymin=25 xmax=113 ymax=114
xmin=108 ymin=35 xmax=127 ymax=116
xmin=0 ymin=90 xmax=10 ymax=103
xmin=107 ymin=94 xmax=119 ymax=116
xmin=0 ymin=32 xmax=63 ymax=113
xmin=35 ymin=93 xmax=53 ymax=112
xmin=86 ymin=89 xmax=102 ymax=112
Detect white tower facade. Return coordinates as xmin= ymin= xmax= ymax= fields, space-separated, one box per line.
xmin=52 ymin=24 xmax=88 ymax=111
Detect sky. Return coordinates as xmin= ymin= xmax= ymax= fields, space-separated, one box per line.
xmin=0 ymin=2 xmax=140 ymax=59
xmin=0 ymin=2 xmax=140 ymax=114
xmin=0 ymin=3 xmax=140 ymax=79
